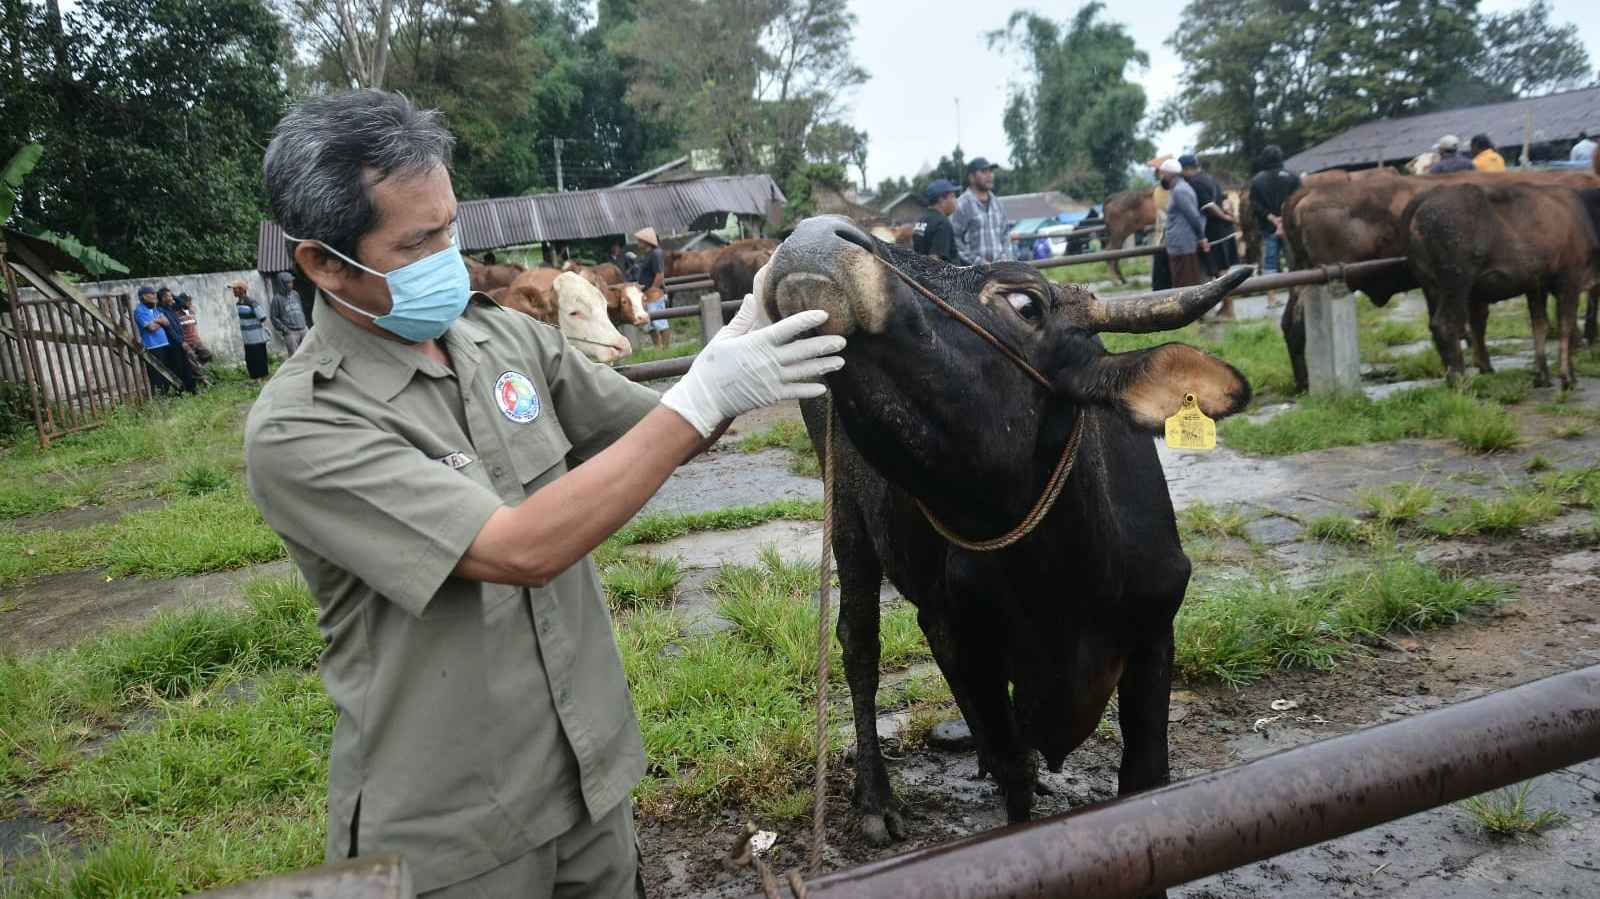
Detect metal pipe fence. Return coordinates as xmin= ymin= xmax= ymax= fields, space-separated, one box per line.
xmin=755 ymin=664 xmax=1600 ymax=899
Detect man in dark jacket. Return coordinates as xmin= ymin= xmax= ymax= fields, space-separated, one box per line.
xmin=1428 ymin=134 xmax=1476 ymax=174
xmin=912 ymin=179 xmax=960 ymax=262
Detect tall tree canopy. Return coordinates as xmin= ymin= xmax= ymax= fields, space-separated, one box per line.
xmin=989 ymin=4 xmax=1154 ymax=202
xmin=616 ymin=0 xmax=868 ymax=185
xmin=1164 ymin=0 xmax=1593 ymax=166
xmin=3 ymin=0 xmax=288 ymax=275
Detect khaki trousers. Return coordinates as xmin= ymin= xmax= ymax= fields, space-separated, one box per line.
xmin=418 ymin=802 xmax=644 ymax=899
xmin=282 ymin=328 xmax=306 ymax=356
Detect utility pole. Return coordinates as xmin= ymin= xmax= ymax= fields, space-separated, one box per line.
xmin=554 ymin=138 xmax=564 ymax=191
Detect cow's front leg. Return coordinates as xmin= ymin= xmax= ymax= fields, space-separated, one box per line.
xmin=833 ymin=507 xmax=901 ymax=845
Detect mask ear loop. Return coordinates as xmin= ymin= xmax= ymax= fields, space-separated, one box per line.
xmin=281 ymin=234 xmax=388 ymax=320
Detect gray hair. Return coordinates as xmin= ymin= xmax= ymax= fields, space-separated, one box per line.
xmin=264 ymin=90 xmax=455 ymax=264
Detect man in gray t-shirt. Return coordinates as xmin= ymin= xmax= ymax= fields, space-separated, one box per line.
xmin=270 ymin=271 xmax=309 ymax=356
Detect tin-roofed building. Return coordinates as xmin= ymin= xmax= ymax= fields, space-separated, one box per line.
xmin=1283 ymin=87 xmax=1600 ymax=174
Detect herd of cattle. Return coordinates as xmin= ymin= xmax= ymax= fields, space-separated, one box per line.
xmin=1103 ymin=159 xmax=1600 ymax=391
xmin=462 ymin=238 xmax=780 ymax=364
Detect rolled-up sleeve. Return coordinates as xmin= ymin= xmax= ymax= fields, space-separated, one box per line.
xmin=246 ymin=411 xmax=504 ymax=617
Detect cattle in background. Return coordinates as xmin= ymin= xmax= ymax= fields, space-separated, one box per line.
xmin=709 ymin=241 xmax=776 ymax=302
xmin=465 ymin=256 xmax=526 ymax=292
xmin=558 ymin=263 xmax=650 ymax=329
xmin=768 ymin=215 xmax=1253 ymax=845
xmin=1279 ymin=169 xmax=1600 ymax=391
xmin=1402 ymin=183 xmax=1600 ymax=390
xmin=1100 ymin=189 xmax=1155 ymax=284
xmin=665 ymin=247 xmax=720 ymax=278
xmin=497 ymin=269 xmax=633 ymax=363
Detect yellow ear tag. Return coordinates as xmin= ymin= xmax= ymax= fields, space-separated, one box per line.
xmin=1165 ymin=393 xmax=1216 ymax=451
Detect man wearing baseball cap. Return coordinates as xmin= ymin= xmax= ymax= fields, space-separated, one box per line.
xmin=951 ymin=157 xmax=1008 ymax=265
xmin=913 ymin=178 xmax=961 ymax=262
xmin=1427 ymin=134 xmax=1475 ymax=174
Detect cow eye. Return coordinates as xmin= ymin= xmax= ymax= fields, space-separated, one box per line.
xmin=1006 ymin=291 xmax=1041 ymax=322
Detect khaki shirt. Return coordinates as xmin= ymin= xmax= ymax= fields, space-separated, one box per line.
xmin=244 ymin=294 xmax=660 ymax=892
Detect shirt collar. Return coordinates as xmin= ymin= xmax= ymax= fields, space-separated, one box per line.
xmin=313 ymin=292 xmax=494 ymax=402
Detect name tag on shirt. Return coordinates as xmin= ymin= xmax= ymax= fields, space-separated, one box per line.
xmin=438 ymin=451 xmax=474 ymax=470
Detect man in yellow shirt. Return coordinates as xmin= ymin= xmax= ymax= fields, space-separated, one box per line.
xmin=1471 ymin=134 xmax=1506 ymax=172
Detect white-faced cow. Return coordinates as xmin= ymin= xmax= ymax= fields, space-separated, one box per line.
xmin=766 ymin=217 xmax=1252 ymax=858
xmin=495 ymin=269 xmax=633 ymax=363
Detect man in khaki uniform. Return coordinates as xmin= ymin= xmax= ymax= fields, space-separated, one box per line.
xmin=246 ymin=90 xmax=843 ymax=898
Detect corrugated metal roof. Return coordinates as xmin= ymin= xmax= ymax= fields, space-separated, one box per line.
xmin=256 ymin=174 xmax=784 ymax=272
xmin=1284 ymin=87 xmax=1600 ymax=173
xmin=997 ymin=191 xmax=1091 ymax=221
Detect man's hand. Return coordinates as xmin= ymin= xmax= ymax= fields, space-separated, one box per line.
xmin=1199 ymin=239 xmax=1211 ymax=253
xmin=661 ymin=310 xmax=844 ymax=437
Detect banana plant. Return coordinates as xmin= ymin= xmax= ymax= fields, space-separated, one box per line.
xmin=3 ymin=143 xmax=129 ymax=276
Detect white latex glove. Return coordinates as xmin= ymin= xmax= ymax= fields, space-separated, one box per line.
xmin=663 ymin=309 xmax=844 ymax=437
xmin=713 ymin=262 xmax=775 ymax=344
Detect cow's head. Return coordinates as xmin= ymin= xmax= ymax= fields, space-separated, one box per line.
xmin=768 ymin=215 xmax=1251 ymax=540
xmin=613 ymin=283 xmax=651 ymax=327
xmin=552 ymin=271 xmax=632 ymax=363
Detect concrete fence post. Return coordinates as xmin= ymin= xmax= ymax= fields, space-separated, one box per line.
xmin=699 ymin=293 xmax=724 ymax=345
xmin=1303 ymin=280 xmax=1361 ymax=394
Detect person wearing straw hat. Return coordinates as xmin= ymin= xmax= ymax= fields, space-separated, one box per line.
xmin=632 ymin=226 xmax=671 ymax=349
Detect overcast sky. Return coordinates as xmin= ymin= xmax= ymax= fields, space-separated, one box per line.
xmin=846 ymin=0 xmax=1600 ymax=187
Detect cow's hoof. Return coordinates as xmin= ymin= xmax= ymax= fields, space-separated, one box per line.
xmin=860 ymin=809 xmax=904 ymax=846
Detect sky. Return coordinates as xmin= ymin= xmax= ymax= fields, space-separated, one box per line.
xmin=845 ymin=0 xmax=1600 ymax=188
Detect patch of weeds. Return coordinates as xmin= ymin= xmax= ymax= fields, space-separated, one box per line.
xmin=1426 ymin=490 xmax=1562 ymax=537
xmin=755 ymin=787 xmax=815 ymax=822
xmin=1538 ymin=467 xmax=1600 ymax=508
xmin=177 ymin=462 xmax=232 ymax=497
xmin=896 ymin=701 xmax=962 ymax=753
xmin=1525 ymin=455 xmax=1553 ymax=474
xmin=615 ymin=499 xmax=824 ymax=546
xmin=1550 ymin=421 xmax=1590 ymax=439
xmin=1220 ymin=387 xmax=1518 ymax=456
xmin=1359 ymin=482 xmax=1437 ymax=525
xmin=737 ymin=420 xmax=820 ymax=477
xmin=1465 ymin=370 xmax=1532 ymax=406
xmin=1174 ymin=558 xmax=1504 ymax=687
xmin=1178 ymin=502 xmax=1252 ymax=542
xmin=1304 ymin=515 xmax=1389 ymax=546
xmin=620 ymin=338 xmax=704 ymax=367
xmin=602 ymin=556 xmax=681 ymax=611
xmin=1459 ymin=782 xmax=1565 ymax=840
xmin=1393 ymin=351 xmax=1446 ymax=381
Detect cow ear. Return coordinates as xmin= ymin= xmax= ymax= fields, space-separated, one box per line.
xmin=1056 ymin=343 xmax=1251 ymax=431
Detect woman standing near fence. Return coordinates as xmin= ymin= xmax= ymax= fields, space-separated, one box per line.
xmin=231 ymin=279 xmax=270 ymax=380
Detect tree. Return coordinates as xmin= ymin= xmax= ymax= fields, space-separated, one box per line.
xmin=988 ymin=5 xmax=1154 ymax=201
xmin=807 ymin=122 xmax=868 ymax=188
xmin=4 ymin=0 xmax=289 ymax=275
xmin=616 ymin=0 xmax=868 ymax=185
xmin=1164 ymin=0 xmax=1593 ymax=167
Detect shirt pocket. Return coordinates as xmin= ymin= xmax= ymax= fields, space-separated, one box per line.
xmin=505 ymin=416 xmax=572 ymax=492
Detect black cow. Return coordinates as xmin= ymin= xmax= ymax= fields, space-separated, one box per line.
xmin=766 ymin=217 xmax=1253 ymax=852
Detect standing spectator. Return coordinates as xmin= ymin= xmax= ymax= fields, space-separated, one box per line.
xmin=155 ymin=287 xmax=198 ymax=393
xmin=232 ymin=279 xmax=270 ymax=380
xmin=270 ymin=271 xmax=309 ymax=356
xmin=1571 ymin=131 xmax=1597 ymax=165
xmin=1148 ymin=156 xmax=1173 ymax=291
xmin=174 ymin=293 xmax=212 ymax=385
xmin=605 ymin=240 xmax=628 ymax=273
xmin=951 ymin=157 xmax=1007 ymax=265
xmin=1427 ymin=135 xmax=1475 ymax=173
xmin=134 ymin=286 xmax=177 ymax=394
xmin=632 ymin=227 xmax=671 ymax=350
xmin=912 ymin=179 xmax=960 ymax=262
xmin=1248 ymin=144 xmax=1301 ymax=283
xmin=1159 ymin=158 xmax=1211 ymax=293
xmin=1180 ymin=154 xmax=1239 ymax=282
xmin=1470 ymin=134 xmax=1505 ymax=172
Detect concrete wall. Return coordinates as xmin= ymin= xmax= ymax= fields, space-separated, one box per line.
xmin=65 ymin=270 xmax=290 ymax=363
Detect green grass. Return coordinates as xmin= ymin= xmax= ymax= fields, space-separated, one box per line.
xmin=1304 ymin=514 xmax=1391 ymax=547
xmin=737 ymin=419 xmax=821 ymax=477
xmin=1425 ymin=490 xmax=1562 ymax=537
xmin=1392 ymin=351 xmax=1446 ymax=381
xmin=1537 ymin=466 xmax=1600 ymax=508
xmin=1174 ymin=557 xmax=1505 ymax=687
xmin=1465 ymin=370 xmax=1534 ymax=406
xmin=611 ymin=499 xmax=824 ymax=546
xmin=600 ymin=556 xmax=681 ymax=611
xmin=1359 ymin=482 xmax=1438 ymax=525
xmin=1043 ymin=254 xmax=1153 ymax=285
xmin=1219 ymin=386 xmax=1519 ymax=456
xmin=1 ymin=488 xmax=286 ymax=586
xmin=619 ymin=337 xmax=703 ymax=366
xmin=1178 ymin=502 xmax=1252 ymax=542
xmin=1459 ymin=782 xmax=1565 ymax=839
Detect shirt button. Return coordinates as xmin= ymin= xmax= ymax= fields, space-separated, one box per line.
xmin=318 ymin=355 xmax=331 ymax=364
xmin=463 ymin=396 xmax=472 ymax=405
xmin=491 ymin=465 xmax=504 ymax=478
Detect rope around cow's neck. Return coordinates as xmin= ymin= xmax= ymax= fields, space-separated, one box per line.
xmin=866 ymin=253 xmax=1086 ymax=553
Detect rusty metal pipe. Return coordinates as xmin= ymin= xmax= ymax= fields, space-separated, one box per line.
xmin=768 ymin=664 xmax=1600 ymax=899
xmin=649 ymin=299 xmax=740 ymax=321
xmin=615 ymin=355 xmax=693 ymax=382
xmin=1031 ymin=244 xmax=1162 ymax=269
xmin=1100 ymin=257 xmax=1408 ymax=306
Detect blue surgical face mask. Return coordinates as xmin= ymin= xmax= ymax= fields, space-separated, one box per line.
xmin=287 ymin=232 xmax=470 ymax=342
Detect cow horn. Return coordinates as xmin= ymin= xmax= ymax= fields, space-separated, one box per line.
xmin=1081 ymin=266 xmax=1252 ymax=333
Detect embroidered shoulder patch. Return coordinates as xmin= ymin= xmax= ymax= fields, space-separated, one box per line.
xmin=494 ymin=370 xmax=541 ymax=424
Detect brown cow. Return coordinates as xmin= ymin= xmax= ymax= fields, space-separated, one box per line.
xmin=710 ymin=243 xmax=776 ymax=302
xmin=496 ymin=269 xmax=633 ymax=362
xmin=1403 ymin=183 xmax=1600 ymax=390
xmin=665 ymin=248 xmax=719 ymax=278
xmin=465 ymin=256 xmax=526 ymax=292
xmin=1100 ymin=189 xmax=1155 ymax=284
xmin=1279 ymin=169 xmax=1600 ymax=390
